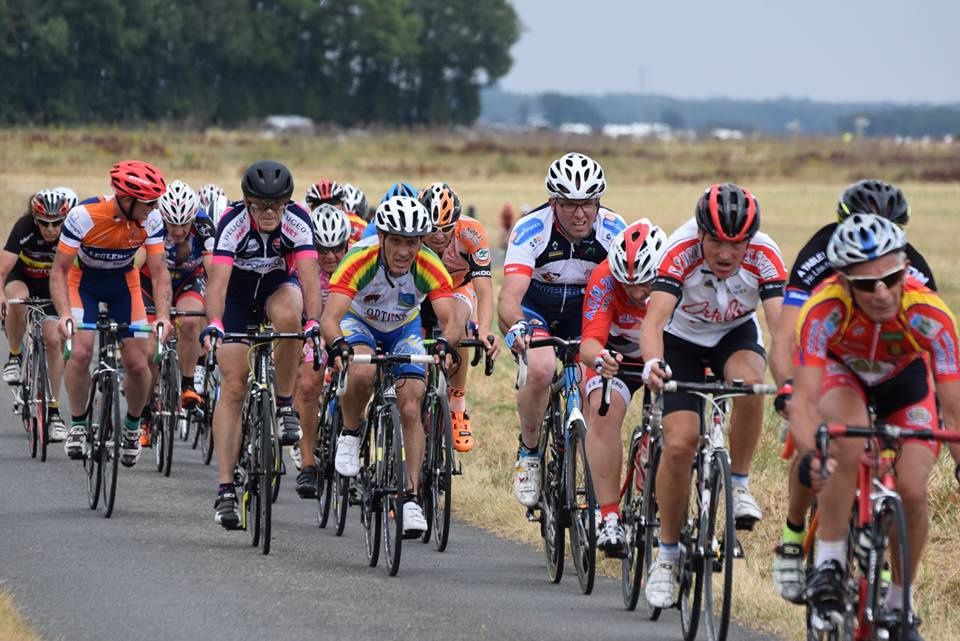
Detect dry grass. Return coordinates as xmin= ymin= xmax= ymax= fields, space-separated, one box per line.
xmin=1 ymin=127 xmax=959 ymax=641
xmin=0 ymin=591 xmax=41 ymax=641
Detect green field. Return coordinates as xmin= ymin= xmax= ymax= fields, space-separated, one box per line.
xmin=2 ymin=127 xmax=959 ymax=641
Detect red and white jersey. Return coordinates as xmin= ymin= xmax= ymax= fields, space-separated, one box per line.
xmin=581 ymin=259 xmax=647 ymax=359
xmin=652 ymin=217 xmax=786 ymax=347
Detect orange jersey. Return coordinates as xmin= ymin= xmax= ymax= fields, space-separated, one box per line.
xmin=437 ymin=216 xmax=491 ymax=289
xmin=58 ymin=196 xmax=165 ymax=271
xmin=795 ymin=275 xmax=960 ymax=385
xmin=346 ymin=211 xmax=366 ymax=245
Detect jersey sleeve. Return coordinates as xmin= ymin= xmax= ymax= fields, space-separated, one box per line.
xmin=503 ymin=214 xmax=546 ymax=277
xmin=211 ymin=206 xmax=246 ymax=265
xmin=905 ymin=243 xmax=937 ymax=292
xmin=347 ymin=213 xmax=366 ymax=245
xmin=794 ymin=293 xmax=846 ymax=369
xmin=651 ymin=236 xmax=699 ymax=298
xmin=745 ymin=233 xmax=787 ymax=300
xmin=281 ymin=205 xmax=318 ymax=260
xmin=328 ymin=243 xmax=379 ymax=298
xmin=415 ymin=247 xmax=454 ymax=301
xmin=143 ymin=210 xmax=166 ymax=255
xmin=58 ymin=206 xmax=94 ymax=255
xmin=458 ymin=219 xmax=492 ymax=279
xmin=195 ymin=217 xmax=216 ymax=254
xmin=3 ymin=216 xmax=30 ymax=254
xmin=581 ymin=267 xmax=616 ymax=348
xmin=903 ymin=292 xmax=960 ymax=381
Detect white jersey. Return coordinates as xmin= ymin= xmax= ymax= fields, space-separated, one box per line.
xmin=652 ymin=217 xmax=787 ymax=347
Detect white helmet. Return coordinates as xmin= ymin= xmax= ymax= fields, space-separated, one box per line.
xmin=608 ymin=219 xmax=667 ymax=285
xmin=342 ymin=183 xmax=368 ymax=219
xmin=158 ymin=180 xmax=200 ymax=225
xmin=374 ymin=196 xmax=432 ymax=237
xmin=545 ymin=152 xmax=606 ymax=200
xmin=311 ymin=204 xmax=350 ymax=248
xmin=827 ymin=213 xmax=906 ymax=270
xmin=198 ymin=183 xmax=226 ymax=209
xmin=53 ymin=187 xmax=79 ymax=212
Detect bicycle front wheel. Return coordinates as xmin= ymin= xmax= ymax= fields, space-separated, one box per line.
xmin=161 ymin=351 xmax=181 ymax=477
xmin=431 ymin=395 xmax=453 ymax=552
xmin=317 ymin=398 xmax=340 ymax=528
xmin=702 ymin=452 xmax=735 ymax=641
xmin=259 ymin=388 xmax=275 ymax=555
xmin=381 ymin=404 xmax=405 ymax=576
xmin=868 ymin=495 xmax=910 ymax=640
xmin=33 ymin=346 xmax=50 ymax=462
xmin=362 ymin=417 xmax=381 ymax=567
xmin=22 ymin=346 xmax=37 ymax=458
xmin=100 ymin=373 xmax=121 ymax=518
xmin=541 ymin=404 xmax=565 ymax=584
xmin=679 ymin=473 xmax=704 ymax=641
xmin=84 ymin=385 xmax=102 ymax=510
xmin=621 ymin=431 xmax=647 ymax=610
xmin=566 ymin=417 xmax=597 ymax=594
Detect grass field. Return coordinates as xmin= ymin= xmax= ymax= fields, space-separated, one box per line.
xmin=0 ymin=591 xmax=40 ymax=641
xmin=1 ymin=127 xmax=959 ymax=641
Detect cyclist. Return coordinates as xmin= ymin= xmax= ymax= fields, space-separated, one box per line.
xmin=640 ymin=183 xmax=789 ymax=608
xmin=769 ymin=179 xmax=938 ymax=602
xmin=499 ymin=152 xmax=625 ymax=508
xmin=0 ymin=187 xmax=78 ymax=440
xmin=321 ymin=195 xmax=459 ymax=536
xmin=580 ymin=218 xmax=667 ymax=558
xmin=292 ymin=203 xmax=351 ymax=496
xmin=200 ymin=160 xmax=323 ymax=529
xmin=197 ymin=183 xmax=229 ymax=227
xmin=138 ymin=180 xmax=214 ymax=446
xmin=342 ymin=183 xmax=369 ymax=222
xmin=790 ymin=214 xmax=960 ymax=641
xmin=419 ymin=182 xmax=500 ymax=452
xmin=50 ymin=160 xmax=172 ymax=466
xmin=359 ymin=182 xmax=419 ymax=240
xmin=305 ymin=179 xmax=365 ymax=243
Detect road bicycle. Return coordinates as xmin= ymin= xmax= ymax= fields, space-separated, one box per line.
xmin=3 ymin=298 xmax=56 ymax=461
xmin=517 ymin=336 xmax=597 ymax=594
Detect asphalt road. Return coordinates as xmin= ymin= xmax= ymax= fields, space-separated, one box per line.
xmin=0 ymin=372 xmax=778 ymax=641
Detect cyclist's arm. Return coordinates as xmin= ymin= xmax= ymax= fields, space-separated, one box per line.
xmin=204 ymin=260 xmax=232 ymax=325
xmin=49 ymin=249 xmax=74 ymax=320
xmin=771 ymin=302 xmax=800 ymax=388
xmin=432 ymin=295 xmax=463 ymax=346
xmin=761 ymin=295 xmax=789 ymax=385
xmin=473 ymin=276 xmax=495 ymax=341
xmin=497 ymin=272 xmax=530 ymax=334
xmin=788 ymin=364 xmax=823 ymax=453
xmin=638 ymin=290 xmax=677 ymax=365
xmin=319 ymin=291 xmax=352 ymax=344
xmin=144 ymin=249 xmax=172 ymax=323
xmin=0 ymin=250 xmax=18 ymax=306
xmin=936 ymin=380 xmax=960 ymax=467
xmin=295 ymin=254 xmax=323 ymax=323
xmin=133 ymin=246 xmax=147 ymax=270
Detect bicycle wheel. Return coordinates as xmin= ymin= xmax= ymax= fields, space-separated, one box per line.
xmin=679 ymin=470 xmax=704 ymax=641
xmin=566 ymin=417 xmax=597 ymax=594
xmin=381 ymin=404 xmax=405 ymax=576
xmin=259 ymin=388 xmax=275 ymax=555
xmin=316 ymin=397 xmax=337 ymax=528
xmin=419 ymin=399 xmax=436 ymax=545
xmin=641 ymin=440 xmax=663 ymax=621
xmin=702 ymin=452 xmax=735 ymax=641
xmin=100 ymin=372 xmax=121 ymax=518
xmin=868 ymin=496 xmax=910 ymax=640
xmin=33 ymin=344 xmax=50 ymax=462
xmin=541 ymin=400 xmax=565 ymax=584
xmin=361 ymin=414 xmax=381 ymax=567
xmin=621 ymin=433 xmax=644 ymax=610
xmin=241 ymin=392 xmax=260 ymax=546
xmin=333 ymin=473 xmax=349 ymax=536
xmin=161 ymin=351 xmax=181 ymax=477
xmin=431 ymin=395 xmax=453 ymax=552
xmin=22 ymin=345 xmax=37 ymax=458
xmin=200 ymin=366 xmax=217 ymax=465
xmin=84 ymin=382 xmax=102 ymax=510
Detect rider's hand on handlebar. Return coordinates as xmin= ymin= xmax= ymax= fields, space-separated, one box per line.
xmin=199 ymin=320 xmax=224 ymax=353
xmin=57 ymin=315 xmax=74 ymax=341
xmin=642 ymin=359 xmax=672 ymax=391
xmin=326 ymin=335 xmax=353 ymax=371
xmin=153 ymin=317 xmax=174 ymax=344
xmin=594 ymin=349 xmax=622 ymax=379
xmin=431 ymin=337 xmax=460 ymax=370
xmin=504 ymin=320 xmax=531 ymax=355
xmin=482 ymin=332 xmax=501 ymax=361
xmin=797 ymin=449 xmax=836 ymax=493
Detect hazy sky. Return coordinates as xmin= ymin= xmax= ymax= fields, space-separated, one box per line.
xmin=500 ymin=0 xmax=960 ymax=103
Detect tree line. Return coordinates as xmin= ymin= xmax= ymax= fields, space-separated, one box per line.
xmin=0 ymin=0 xmax=520 ymax=126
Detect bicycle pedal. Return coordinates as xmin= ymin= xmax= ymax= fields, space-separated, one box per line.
xmin=735 ymin=516 xmax=757 ymax=531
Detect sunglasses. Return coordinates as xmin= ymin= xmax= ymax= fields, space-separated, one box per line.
xmin=35 ymin=218 xmax=63 ymax=228
xmin=555 ymin=199 xmax=599 ymax=215
xmin=844 ymin=265 xmax=906 ymax=293
xmin=137 ymin=199 xmax=158 ymax=207
xmin=248 ymin=199 xmax=287 ymax=213
xmin=434 ymin=224 xmax=456 ymax=234
xmin=318 ymin=244 xmax=347 ymax=255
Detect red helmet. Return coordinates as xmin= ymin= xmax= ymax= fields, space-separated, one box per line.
xmin=305 ymin=179 xmax=344 ymax=207
xmin=109 ymin=160 xmax=166 ymax=201
xmin=694 ymin=183 xmax=760 ymax=242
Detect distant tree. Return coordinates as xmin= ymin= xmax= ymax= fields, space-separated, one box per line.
xmin=538 ymin=93 xmax=603 ymax=128
xmin=659 ymin=109 xmax=685 ymax=129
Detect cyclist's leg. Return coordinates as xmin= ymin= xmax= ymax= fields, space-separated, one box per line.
xmin=41 ymin=318 xmax=64 ymax=395
xmin=294 ymin=358 xmax=324 ymax=470
xmin=516 ymin=309 xmax=555 ymax=450
xmin=584 ymin=373 xmax=630 ymax=508
xmin=334 ymin=314 xmax=375 ymax=477
xmin=3 ymin=278 xmax=29 ymax=355
xmin=388 ymin=321 xmax=428 ymax=494
xmin=173 ymin=286 xmax=205 ymax=400
xmin=115 ymin=271 xmax=151 ymax=418
xmin=265 ymin=282 xmax=303 ymax=398
xmin=449 ymin=286 xmax=475 ymax=450
xmin=213 ymin=343 xmax=250 ymax=484
xmin=64 ymin=268 xmax=96 ymax=415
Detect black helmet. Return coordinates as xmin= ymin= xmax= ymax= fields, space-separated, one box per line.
xmin=837 ymin=179 xmax=909 ymax=225
xmin=242 ymin=160 xmax=294 ymax=200
xmin=694 ymin=183 xmax=760 ymax=242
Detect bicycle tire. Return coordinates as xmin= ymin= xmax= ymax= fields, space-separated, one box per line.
xmin=316 ymin=397 xmax=338 ymax=528
xmin=22 ymin=344 xmax=37 ymax=458
xmin=34 ymin=344 xmax=50 ymax=462
xmin=702 ymin=452 xmax=735 ymax=641
xmin=566 ymin=417 xmax=597 ymax=594
xmin=541 ymin=398 xmax=565 ymax=584
xmin=679 ymin=468 xmax=704 ymax=641
xmin=333 ymin=472 xmax=349 ymax=536
xmin=641 ymin=440 xmax=664 ymax=621
xmin=419 ymin=399 xmax=436 ymax=545
xmin=431 ymin=394 xmax=453 ymax=552
xmin=259 ymin=387 xmax=275 ymax=555
xmin=85 ymin=381 xmax=102 ymax=510
xmin=242 ymin=391 xmax=260 ymax=547
xmin=361 ymin=413 xmax=381 ymax=567
xmin=162 ymin=351 xmax=181 ymax=477
xmin=381 ymin=403 xmax=405 ymax=576
xmin=200 ymin=366 xmax=217 ymax=465
xmin=868 ymin=495 xmax=910 ymax=640
xmin=100 ymin=372 xmax=121 ymax=518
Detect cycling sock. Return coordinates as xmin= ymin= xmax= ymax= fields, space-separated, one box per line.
xmin=276 ymin=395 xmax=293 ymax=408
xmin=814 ymin=538 xmax=847 ymax=568
xmin=731 ymin=473 xmax=749 ymax=490
xmin=449 ymin=386 xmax=466 ymax=412
xmin=218 ymin=483 xmax=234 ymax=495
xmin=518 ymin=442 xmax=538 ymax=457
xmin=782 ymin=523 xmax=805 ymax=545
xmin=8 ymin=346 xmax=21 ymax=357
xmin=341 ymin=426 xmax=361 ymax=437
xmin=71 ymin=414 xmax=87 ymax=426
xmin=49 ymin=400 xmax=60 ymax=411
xmin=658 ymin=542 xmax=680 ymax=563
xmin=124 ymin=413 xmax=141 ymax=434
xmin=600 ymin=502 xmax=619 ymax=519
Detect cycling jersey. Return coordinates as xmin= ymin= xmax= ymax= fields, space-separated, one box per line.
xmin=653 ymin=217 xmax=786 ymax=347
xmin=504 ymin=202 xmax=626 ymax=320
xmin=212 ymin=202 xmax=316 ymax=278
xmin=784 ymin=223 xmax=936 ymax=308
xmin=795 ymin=275 xmax=960 ymax=385
xmin=581 ymin=259 xmax=646 ymax=360
xmin=329 ymin=236 xmax=453 ymax=333
xmin=141 ymin=213 xmax=215 ymax=289
xmin=58 ymin=196 xmax=165 ymax=271
xmin=346 ymin=211 xmax=365 ymax=245
xmin=436 ymin=216 xmax=492 ymax=288
xmin=3 ymin=214 xmax=57 ymax=280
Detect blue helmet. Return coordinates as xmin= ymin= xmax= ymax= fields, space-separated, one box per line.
xmin=380 ymin=181 xmax=418 ymax=204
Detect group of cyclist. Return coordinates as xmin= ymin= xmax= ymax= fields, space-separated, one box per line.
xmin=4 ymin=150 xmax=959 ymax=641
